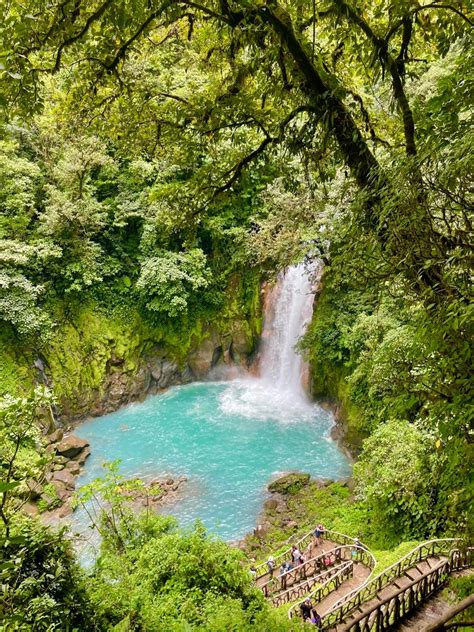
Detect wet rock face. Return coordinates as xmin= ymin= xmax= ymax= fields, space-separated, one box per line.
xmin=57 ymin=322 xmax=257 ymax=423
xmin=187 ymin=336 xmax=218 ymax=377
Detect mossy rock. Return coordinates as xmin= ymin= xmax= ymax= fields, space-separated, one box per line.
xmin=268 ymin=473 xmax=311 ymax=495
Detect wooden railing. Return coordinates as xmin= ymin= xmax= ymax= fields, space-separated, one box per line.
xmin=255 ymin=526 xmax=372 ymax=582
xmin=321 ymin=541 xmax=471 ymax=631
xmin=260 ymin=544 xmax=354 ymax=598
xmin=272 ymin=561 xmax=352 ymax=607
xmin=284 ymin=545 xmax=373 ymax=618
xmin=286 ymin=561 xmax=354 ymax=616
xmin=342 ymin=548 xmax=473 ymax=632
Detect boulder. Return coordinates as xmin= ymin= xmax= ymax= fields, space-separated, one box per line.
xmin=285 ymin=519 xmax=299 ymax=531
xmin=23 ymin=502 xmax=39 ymax=517
xmin=47 ymin=428 xmax=64 ymax=444
xmin=58 ymin=501 xmax=73 ymax=518
xmin=52 ymin=469 xmax=76 ymax=490
xmin=56 ymin=435 xmax=89 ymax=459
xmin=65 ymin=460 xmax=81 ymax=475
xmin=188 ymin=336 xmax=217 ymax=377
xmin=267 ymin=473 xmax=311 ymax=495
xmin=72 ymin=446 xmax=91 ymax=465
xmin=52 ymin=482 xmax=71 ymax=502
xmin=253 ymin=523 xmax=269 ymax=538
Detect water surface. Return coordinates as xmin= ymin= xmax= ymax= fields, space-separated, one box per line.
xmin=75 ymin=380 xmax=350 ymax=541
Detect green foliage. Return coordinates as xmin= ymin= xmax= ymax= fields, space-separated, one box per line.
xmin=354 ymin=421 xmax=441 ymax=539
xmin=0 ymin=516 xmax=97 ymax=631
xmin=0 ymin=2 xmax=472 ymax=626
xmin=0 ymin=387 xmax=53 ymax=536
xmin=73 ymin=463 xmax=289 ymax=631
xmin=137 ymin=249 xmax=211 ymax=317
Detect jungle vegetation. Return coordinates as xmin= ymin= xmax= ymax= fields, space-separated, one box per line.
xmin=0 ymin=0 xmax=472 ymax=629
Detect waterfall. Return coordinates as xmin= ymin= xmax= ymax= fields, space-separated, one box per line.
xmin=259 ymin=263 xmax=316 ymax=402
xmin=219 ymin=262 xmax=318 ymax=422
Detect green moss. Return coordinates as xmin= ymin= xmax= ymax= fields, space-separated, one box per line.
xmin=0 ymin=327 xmax=36 ymax=397
xmin=0 ymin=274 xmax=262 ymax=417
xmin=268 ymin=473 xmax=311 ymax=495
xmin=371 ymin=541 xmax=421 ymax=571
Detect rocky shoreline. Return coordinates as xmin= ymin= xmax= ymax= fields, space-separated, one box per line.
xmin=22 ymin=430 xmax=91 ymax=519
xmin=240 ymin=471 xmax=355 ymax=557
xmin=29 ymin=425 xmax=189 ymax=523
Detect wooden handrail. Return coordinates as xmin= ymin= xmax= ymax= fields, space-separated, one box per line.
xmin=260 ymin=544 xmax=354 ymax=596
xmin=272 ymin=560 xmax=352 ymax=608
xmin=287 ymin=561 xmax=354 ymax=618
xmin=321 ymin=538 xmax=461 ymax=629
xmin=422 ymin=593 xmax=474 ymax=631
xmin=254 ymin=525 xmax=374 ymax=579
xmin=322 ymin=545 xmax=473 ymax=632
xmin=347 ymin=558 xmax=451 ymax=631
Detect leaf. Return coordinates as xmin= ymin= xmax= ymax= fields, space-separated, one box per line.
xmin=0 ymin=481 xmax=20 ymax=492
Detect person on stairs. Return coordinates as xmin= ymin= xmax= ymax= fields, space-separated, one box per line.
xmin=266 ymin=555 xmax=275 ymax=576
xmin=300 ymin=598 xmax=321 ymax=626
xmin=291 ymin=545 xmax=303 ymax=566
xmin=314 ymin=524 xmax=325 ymax=546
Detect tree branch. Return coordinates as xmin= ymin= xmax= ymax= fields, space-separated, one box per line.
xmin=105 ymin=3 xmax=172 ymax=73
xmin=386 ymin=3 xmax=473 ymax=41
xmin=259 ymin=4 xmax=383 ymax=208
xmin=330 ymin=0 xmax=418 ymax=157
xmin=212 ymin=135 xmax=275 ymax=198
xmin=51 ymin=0 xmax=114 ymax=73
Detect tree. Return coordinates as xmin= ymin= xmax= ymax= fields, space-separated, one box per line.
xmin=353 ymin=420 xmax=440 ymax=539
xmin=0 ymin=386 xmax=53 ymax=538
xmin=74 ymin=463 xmax=283 ymax=630
xmin=137 ymin=248 xmax=211 ymax=317
xmin=2 ymin=0 xmax=471 ymax=303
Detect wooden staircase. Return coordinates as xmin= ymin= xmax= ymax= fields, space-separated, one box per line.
xmin=319 ymin=542 xmax=473 ymax=632
xmin=256 ymin=529 xmax=472 ymax=632
xmin=254 ymin=526 xmax=376 ymax=614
